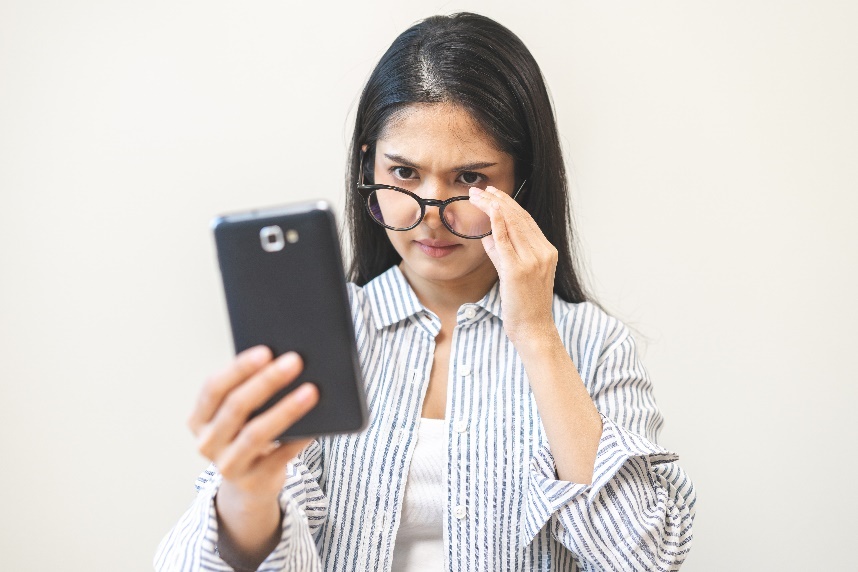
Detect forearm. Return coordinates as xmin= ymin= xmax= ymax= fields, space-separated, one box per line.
xmin=215 ymin=481 xmax=283 ymax=570
xmin=516 ymin=330 xmax=602 ymax=484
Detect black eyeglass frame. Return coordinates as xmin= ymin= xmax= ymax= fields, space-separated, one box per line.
xmin=356 ymin=148 xmax=527 ymax=239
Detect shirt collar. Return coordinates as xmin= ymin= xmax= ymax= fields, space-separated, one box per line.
xmin=364 ymin=265 xmax=504 ymax=330
xmin=473 ymin=279 xmax=502 ymax=320
xmin=364 ymin=265 xmax=424 ymax=330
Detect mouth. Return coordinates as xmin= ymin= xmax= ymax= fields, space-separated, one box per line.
xmin=414 ymin=239 xmax=462 ymax=258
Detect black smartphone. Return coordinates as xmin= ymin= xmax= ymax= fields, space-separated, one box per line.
xmin=212 ymin=201 xmax=368 ymax=439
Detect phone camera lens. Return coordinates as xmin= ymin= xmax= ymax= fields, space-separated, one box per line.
xmin=260 ymin=225 xmax=285 ymax=252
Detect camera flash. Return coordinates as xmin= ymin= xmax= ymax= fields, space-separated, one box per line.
xmin=286 ymin=230 xmax=299 ymax=243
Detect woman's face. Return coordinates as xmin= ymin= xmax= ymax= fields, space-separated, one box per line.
xmin=371 ymin=103 xmax=517 ymax=291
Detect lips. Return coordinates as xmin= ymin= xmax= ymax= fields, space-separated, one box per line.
xmin=417 ymin=239 xmax=459 ymax=248
xmin=414 ymin=239 xmax=461 ymax=258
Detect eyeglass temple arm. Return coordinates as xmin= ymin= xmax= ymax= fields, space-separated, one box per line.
xmin=512 ymin=178 xmax=527 ymax=200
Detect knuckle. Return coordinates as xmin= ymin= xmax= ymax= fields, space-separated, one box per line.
xmin=262 ymin=366 xmax=290 ymax=390
xmin=201 ymin=374 xmax=222 ymax=397
xmin=236 ymin=355 xmax=260 ymax=378
xmin=221 ymin=395 xmax=250 ymax=422
xmin=194 ymin=390 xmax=215 ymax=415
xmin=196 ymin=429 xmax=217 ymax=460
xmin=240 ymin=424 xmax=267 ymax=448
xmin=277 ymin=392 xmax=311 ymax=421
xmin=235 ymin=347 xmax=269 ymax=378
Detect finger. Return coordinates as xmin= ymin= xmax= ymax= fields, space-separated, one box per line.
xmin=481 ymin=186 xmax=541 ymax=259
xmin=472 ymin=187 xmax=529 ymax=261
xmin=484 ymin=185 xmax=554 ymax=266
xmin=467 ymin=186 xmax=493 ymax=214
xmin=188 ymin=345 xmax=273 ymax=433
xmin=196 ymin=352 xmax=304 ymax=460
xmin=216 ymin=383 xmax=320 ymax=480
xmin=483 ymin=200 xmax=521 ymax=267
xmin=479 ymin=184 xmax=538 ymax=232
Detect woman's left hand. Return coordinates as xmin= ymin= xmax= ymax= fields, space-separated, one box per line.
xmin=469 ymin=185 xmax=559 ymax=347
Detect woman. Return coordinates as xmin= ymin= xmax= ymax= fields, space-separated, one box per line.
xmin=156 ymin=13 xmax=695 ymax=572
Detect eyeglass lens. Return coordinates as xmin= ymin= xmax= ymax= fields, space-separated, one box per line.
xmin=367 ymin=188 xmax=491 ymax=238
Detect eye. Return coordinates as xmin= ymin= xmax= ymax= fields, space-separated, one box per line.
xmin=391 ymin=166 xmax=418 ymax=180
xmin=457 ymin=171 xmax=486 ymax=186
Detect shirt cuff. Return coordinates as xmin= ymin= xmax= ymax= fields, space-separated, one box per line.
xmin=193 ymin=473 xmax=315 ymax=571
xmin=520 ymin=414 xmax=678 ymax=548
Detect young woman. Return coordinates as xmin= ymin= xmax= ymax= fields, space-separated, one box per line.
xmin=156 ymin=13 xmax=695 ymax=572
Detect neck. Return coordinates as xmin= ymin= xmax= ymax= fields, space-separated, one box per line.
xmin=398 ymin=261 xmax=497 ymax=320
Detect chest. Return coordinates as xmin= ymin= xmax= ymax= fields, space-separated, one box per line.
xmin=320 ymin=319 xmax=557 ymax=569
xmin=421 ymin=326 xmax=452 ymax=419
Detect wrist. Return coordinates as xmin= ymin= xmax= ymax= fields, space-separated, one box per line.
xmin=510 ymin=322 xmax=563 ymax=358
xmin=215 ymin=485 xmax=284 ymax=568
xmin=219 ymin=479 xmax=281 ymax=509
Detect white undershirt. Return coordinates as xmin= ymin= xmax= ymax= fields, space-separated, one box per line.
xmin=391 ymin=418 xmax=446 ymax=571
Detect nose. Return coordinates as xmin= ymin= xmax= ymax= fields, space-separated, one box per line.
xmin=421 ymin=204 xmax=444 ymax=230
xmin=417 ymin=179 xmax=446 ymax=229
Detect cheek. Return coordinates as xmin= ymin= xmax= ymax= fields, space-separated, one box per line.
xmin=384 ymin=228 xmax=410 ymax=254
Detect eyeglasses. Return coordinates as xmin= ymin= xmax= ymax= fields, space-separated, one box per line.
xmin=356 ymin=149 xmax=526 ymax=239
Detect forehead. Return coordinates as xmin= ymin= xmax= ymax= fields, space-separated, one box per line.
xmin=377 ymin=103 xmax=506 ymax=161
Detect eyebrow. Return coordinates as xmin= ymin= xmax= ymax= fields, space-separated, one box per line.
xmin=383 ymin=153 xmax=498 ymax=172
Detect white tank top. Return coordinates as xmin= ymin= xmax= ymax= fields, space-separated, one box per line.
xmin=391 ymin=418 xmax=446 ymax=571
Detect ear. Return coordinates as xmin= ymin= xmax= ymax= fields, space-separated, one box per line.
xmin=361 ymin=144 xmax=368 ymax=153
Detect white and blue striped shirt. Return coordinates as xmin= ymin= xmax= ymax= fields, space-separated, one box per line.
xmin=155 ymin=265 xmax=695 ymax=571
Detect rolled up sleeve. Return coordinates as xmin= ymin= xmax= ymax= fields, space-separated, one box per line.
xmin=521 ymin=315 xmax=696 ymax=570
xmin=154 ymin=440 xmax=326 ymax=571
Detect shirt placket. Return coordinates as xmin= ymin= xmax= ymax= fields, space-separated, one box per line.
xmin=445 ymin=303 xmax=482 ymax=571
xmin=376 ymin=311 xmax=440 ymax=571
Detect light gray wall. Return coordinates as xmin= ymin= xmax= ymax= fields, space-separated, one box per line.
xmin=1 ymin=1 xmax=855 ymax=570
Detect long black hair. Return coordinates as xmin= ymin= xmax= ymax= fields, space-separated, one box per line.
xmin=346 ymin=12 xmax=590 ymax=304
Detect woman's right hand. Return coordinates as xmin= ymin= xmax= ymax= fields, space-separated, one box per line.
xmin=186 ymin=345 xmax=320 ymax=563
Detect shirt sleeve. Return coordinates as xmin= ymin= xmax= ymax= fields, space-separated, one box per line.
xmin=154 ymin=440 xmax=327 ymax=572
xmin=521 ymin=317 xmax=696 ymax=571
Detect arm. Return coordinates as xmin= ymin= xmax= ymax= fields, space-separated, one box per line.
xmin=154 ymin=347 xmax=326 ymax=571
xmin=468 ymin=187 xmax=694 ymax=569
xmin=469 ymin=184 xmax=603 ymax=484
xmin=522 ymin=317 xmax=695 ymax=571
xmin=154 ymin=440 xmax=327 ymax=572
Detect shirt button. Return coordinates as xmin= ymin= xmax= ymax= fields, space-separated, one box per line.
xmin=464 ymin=307 xmax=477 ymax=319
xmin=459 ymin=365 xmax=471 ymax=377
xmin=453 ymin=420 xmax=468 ymax=433
xmin=454 ymin=504 xmax=467 ymax=519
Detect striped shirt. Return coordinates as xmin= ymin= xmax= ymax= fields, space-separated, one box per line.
xmin=155 ymin=265 xmax=696 ymax=571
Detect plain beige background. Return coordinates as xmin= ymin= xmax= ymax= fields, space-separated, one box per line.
xmin=1 ymin=1 xmax=856 ymax=570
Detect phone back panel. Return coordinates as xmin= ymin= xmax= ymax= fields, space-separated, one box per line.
xmin=213 ymin=202 xmax=367 ymax=438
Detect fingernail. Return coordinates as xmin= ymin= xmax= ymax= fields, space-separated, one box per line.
xmin=294 ymin=383 xmax=317 ymax=404
xmin=469 ymin=187 xmax=483 ymax=195
xmin=247 ymin=345 xmax=271 ymax=364
xmin=277 ymin=352 xmax=299 ymax=371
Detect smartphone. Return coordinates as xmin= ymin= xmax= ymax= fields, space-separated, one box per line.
xmin=212 ymin=200 xmax=368 ymax=439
